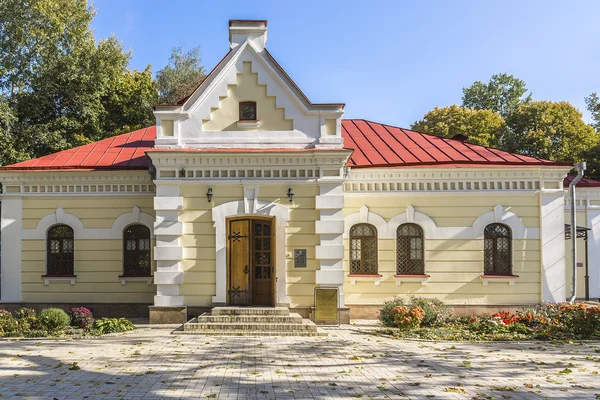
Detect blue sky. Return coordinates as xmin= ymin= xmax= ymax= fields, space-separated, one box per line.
xmin=92 ymin=1 xmax=600 ymax=127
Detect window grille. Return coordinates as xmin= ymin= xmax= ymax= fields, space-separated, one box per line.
xmin=46 ymin=225 xmax=74 ymax=276
xmin=484 ymin=223 xmax=512 ymax=275
xmin=123 ymin=225 xmax=151 ymax=276
xmin=239 ymin=101 xmax=257 ymax=121
xmin=350 ymin=224 xmax=378 ymax=275
xmin=396 ymin=223 xmax=425 ymax=275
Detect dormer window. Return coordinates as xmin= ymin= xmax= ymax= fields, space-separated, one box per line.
xmin=239 ymin=101 xmax=257 ymax=121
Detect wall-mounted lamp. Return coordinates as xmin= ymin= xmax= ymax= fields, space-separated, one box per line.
xmin=287 ymin=187 xmax=294 ymax=203
xmin=179 ymin=168 xmax=186 ymax=178
xmin=206 ymin=187 xmax=213 ymax=203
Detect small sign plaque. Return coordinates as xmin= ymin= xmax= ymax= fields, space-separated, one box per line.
xmin=314 ymin=287 xmax=339 ymax=325
xmin=294 ymin=249 xmax=307 ymax=268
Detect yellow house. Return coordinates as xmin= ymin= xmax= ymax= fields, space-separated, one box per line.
xmin=0 ymin=20 xmax=581 ymax=323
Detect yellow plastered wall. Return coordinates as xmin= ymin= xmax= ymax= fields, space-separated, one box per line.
xmin=342 ymin=195 xmax=542 ymax=306
xmin=202 ymin=61 xmax=293 ymax=131
xmin=21 ymin=196 xmax=156 ymax=303
xmin=179 ymin=184 xmax=319 ymax=307
xmin=564 ymin=210 xmax=587 ymax=299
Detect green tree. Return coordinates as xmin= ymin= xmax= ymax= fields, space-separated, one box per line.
xmin=411 ymin=105 xmax=507 ymax=147
xmin=505 ymin=101 xmax=599 ymax=162
xmin=0 ymin=0 xmax=157 ymax=166
xmin=155 ymin=46 xmax=206 ymax=104
xmin=585 ymin=92 xmax=600 ymax=132
xmin=462 ymin=73 xmax=532 ymax=117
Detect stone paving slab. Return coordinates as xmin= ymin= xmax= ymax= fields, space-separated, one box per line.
xmin=0 ymin=326 xmax=599 ymax=399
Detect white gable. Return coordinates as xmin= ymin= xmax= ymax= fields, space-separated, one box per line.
xmin=153 ymin=21 xmax=344 ymax=150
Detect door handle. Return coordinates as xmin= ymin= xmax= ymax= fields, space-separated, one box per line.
xmin=244 ymin=265 xmax=249 ymax=274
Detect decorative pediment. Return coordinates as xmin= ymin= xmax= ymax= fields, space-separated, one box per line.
xmin=153 ymin=21 xmax=344 ymax=150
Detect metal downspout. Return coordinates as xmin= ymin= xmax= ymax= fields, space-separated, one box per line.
xmin=568 ymin=162 xmax=586 ymax=303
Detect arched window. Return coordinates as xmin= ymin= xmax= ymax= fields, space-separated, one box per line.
xmin=349 ymin=224 xmax=378 ymax=275
xmin=123 ymin=225 xmax=151 ymax=276
xmin=396 ymin=223 xmax=425 ymax=275
xmin=46 ymin=225 xmax=74 ymax=276
xmin=484 ymin=223 xmax=512 ymax=275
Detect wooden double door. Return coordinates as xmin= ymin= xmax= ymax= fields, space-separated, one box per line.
xmin=227 ymin=217 xmax=274 ymax=306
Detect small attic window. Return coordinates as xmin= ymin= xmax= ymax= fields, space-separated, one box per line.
xmin=239 ymin=101 xmax=257 ymax=121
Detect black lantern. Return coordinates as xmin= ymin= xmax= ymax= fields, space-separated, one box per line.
xmin=287 ymin=187 xmax=294 ymax=203
xmin=206 ymin=187 xmax=213 ymax=203
xmin=179 ymin=168 xmax=186 ymax=178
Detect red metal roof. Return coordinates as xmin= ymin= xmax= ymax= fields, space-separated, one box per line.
xmin=343 ymin=120 xmax=569 ymax=168
xmin=1 ymin=126 xmax=155 ymax=171
xmin=563 ymin=174 xmax=600 ymax=188
xmin=0 ymin=119 xmax=572 ymax=172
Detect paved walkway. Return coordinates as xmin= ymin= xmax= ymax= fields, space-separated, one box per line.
xmin=0 ymin=326 xmax=599 ymax=399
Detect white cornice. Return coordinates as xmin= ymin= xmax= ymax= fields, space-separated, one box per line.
xmin=0 ymin=170 xmax=154 ymax=196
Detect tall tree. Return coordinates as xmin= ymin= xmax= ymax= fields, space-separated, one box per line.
xmin=505 ymin=101 xmax=599 ymax=162
xmin=462 ymin=73 xmax=532 ymax=117
xmin=155 ymin=46 xmax=207 ymax=104
xmin=411 ymin=105 xmax=507 ymax=147
xmin=585 ymin=92 xmax=600 ymax=132
xmin=0 ymin=0 xmax=157 ymax=166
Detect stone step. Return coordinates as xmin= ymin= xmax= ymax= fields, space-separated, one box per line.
xmin=211 ymin=307 xmax=289 ymax=316
xmin=184 ymin=322 xmax=317 ymax=332
xmin=196 ymin=313 xmax=303 ymax=324
xmin=174 ymin=329 xmax=327 ymax=337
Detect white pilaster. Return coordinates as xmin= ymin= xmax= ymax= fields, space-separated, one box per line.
xmin=540 ymin=193 xmax=567 ymax=302
xmin=153 ymin=184 xmax=184 ymax=307
xmin=1 ymin=197 xmax=22 ymax=302
xmin=588 ymin=208 xmax=600 ymax=298
xmin=315 ymin=183 xmax=346 ymax=307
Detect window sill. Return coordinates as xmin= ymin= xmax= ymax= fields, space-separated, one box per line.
xmin=480 ymin=274 xmax=519 ymax=286
xmin=119 ymin=275 xmax=154 ymax=286
xmin=41 ymin=275 xmax=77 ymax=286
xmin=394 ymin=274 xmax=430 ymax=286
xmin=237 ymin=120 xmax=261 ymax=128
xmin=348 ymin=274 xmax=383 ymax=286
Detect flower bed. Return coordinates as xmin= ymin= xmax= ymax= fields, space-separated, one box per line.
xmin=0 ymin=307 xmax=135 ymax=338
xmin=378 ymin=298 xmax=600 ymax=341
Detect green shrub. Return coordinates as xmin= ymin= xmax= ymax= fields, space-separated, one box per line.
xmin=379 ymin=297 xmax=405 ymax=327
xmin=94 ymin=318 xmax=135 ymax=334
xmin=409 ymin=296 xmax=452 ymax=327
xmin=38 ymin=308 xmax=70 ymax=332
xmin=0 ymin=310 xmax=18 ymax=336
xmin=14 ymin=307 xmax=38 ymax=331
xmin=556 ymin=303 xmax=600 ymax=337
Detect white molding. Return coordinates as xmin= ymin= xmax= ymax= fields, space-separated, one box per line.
xmin=22 ymin=206 xmax=155 ymax=240
xmin=211 ymin=199 xmax=290 ymax=306
xmin=394 ymin=275 xmax=430 ymax=286
xmin=1 ymin=197 xmax=22 ymax=302
xmin=120 ymin=276 xmax=153 ymax=286
xmin=344 ymin=204 xmax=537 ymax=240
xmin=236 ymin=120 xmax=261 ymax=129
xmin=344 ymin=167 xmax=571 ymax=193
xmin=43 ymin=276 xmax=77 ymax=286
xmin=472 ymin=204 xmax=534 ymax=239
xmin=349 ymin=275 xmax=382 ymax=286
xmin=480 ymin=275 xmax=517 ymax=286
